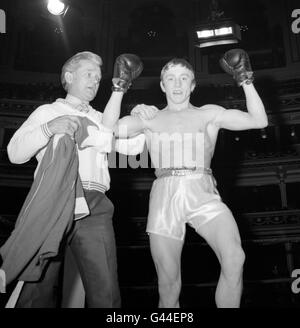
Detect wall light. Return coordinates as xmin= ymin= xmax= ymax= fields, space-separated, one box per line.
xmin=290 ymin=126 xmax=296 ymax=138
xmin=47 ymin=0 xmax=69 ymax=16
xmin=261 ymin=128 xmax=267 ymax=139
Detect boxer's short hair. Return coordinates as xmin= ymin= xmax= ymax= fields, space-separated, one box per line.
xmin=160 ymin=58 xmax=195 ymax=84
xmin=61 ymin=51 xmax=102 ymax=91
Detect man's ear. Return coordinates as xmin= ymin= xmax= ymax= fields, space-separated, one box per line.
xmin=191 ymin=81 xmax=196 ymax=93
xmin=160 ymin=81 xmax=166 ymax=93
xmin=65 ymin=72 xmax=74 ymax=85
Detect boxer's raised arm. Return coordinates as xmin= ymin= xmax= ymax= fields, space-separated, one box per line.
xmin=102 ymin=54 xmax=143 ymax=128
xmin=215 ymin=49 xmax=268 ymax=131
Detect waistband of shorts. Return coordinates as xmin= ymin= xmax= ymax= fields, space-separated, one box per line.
xmin=155 ymin=167 xmax=212 ymax=178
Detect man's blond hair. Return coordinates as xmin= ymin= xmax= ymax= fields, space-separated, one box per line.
xmin=61 ymin=51 xmax=102 ymax=91
xmin=160 ymin=58 xmax=195 ymax=84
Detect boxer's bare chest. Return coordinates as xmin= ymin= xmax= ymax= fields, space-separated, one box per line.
xmin=145 ymin=107 xmax=219 ymax=159
xmin=148 ymin=109 xmax=206 ymax=134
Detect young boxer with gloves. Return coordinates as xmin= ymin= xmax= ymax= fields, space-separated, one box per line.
xmin=116 ymin=49 xmax=268 ymax=308
xmin=2 ymin=51 xmax=143 ymax=308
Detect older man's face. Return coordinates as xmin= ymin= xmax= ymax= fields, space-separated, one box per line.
xmin=68 ymin=59 xmax=101 ymax=102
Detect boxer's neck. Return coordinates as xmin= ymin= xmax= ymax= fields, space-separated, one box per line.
xmin=166 ymin=103 xmax=193 ymax=112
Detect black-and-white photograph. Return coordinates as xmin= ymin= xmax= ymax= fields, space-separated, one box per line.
xmin=0 ymin=0 xmax=300 ymax=314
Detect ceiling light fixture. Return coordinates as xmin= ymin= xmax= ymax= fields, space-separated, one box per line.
xmin=195 ymin=0 xmax=241 ymax=48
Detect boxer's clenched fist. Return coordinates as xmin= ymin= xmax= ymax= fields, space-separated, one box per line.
xmin=220 ymin=49 xmax=254 ymax=86
xmin=112 ymin=54 xmax=143 ymax=93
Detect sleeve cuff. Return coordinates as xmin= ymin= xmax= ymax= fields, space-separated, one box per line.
xmin=41 ymin=123 xmax=53 ymax=139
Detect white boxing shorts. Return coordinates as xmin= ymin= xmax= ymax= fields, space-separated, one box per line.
xmin=146 ymin=168 xmax=232 ymax=241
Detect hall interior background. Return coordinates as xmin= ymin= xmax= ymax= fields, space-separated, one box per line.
xmin=1 ymin=0 xmax=300 ymax=307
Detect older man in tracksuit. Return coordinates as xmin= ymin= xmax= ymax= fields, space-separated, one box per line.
xmin=2 ymin=51 xmax=144 ymax=308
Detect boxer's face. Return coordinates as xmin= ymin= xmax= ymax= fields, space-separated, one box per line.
xmin=67 ymin=59 xmax=101 ymax=102
xmin=160 ymin=65 xmax=195 ymax=104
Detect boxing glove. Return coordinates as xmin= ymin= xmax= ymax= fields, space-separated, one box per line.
xmin=112 ymin=54 xmax=143 ymax=92
xmin=219 ymin=49 xmax=254 ymax=86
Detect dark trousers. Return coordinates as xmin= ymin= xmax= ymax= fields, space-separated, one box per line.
xmin=16 ymin=190 xmax=121 ymax=308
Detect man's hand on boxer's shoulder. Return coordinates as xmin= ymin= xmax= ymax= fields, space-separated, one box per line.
xmin=46 ymin=115 xmax=81 ymax=138
xmin=130 ymin=104 xmax=159 ymax=120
